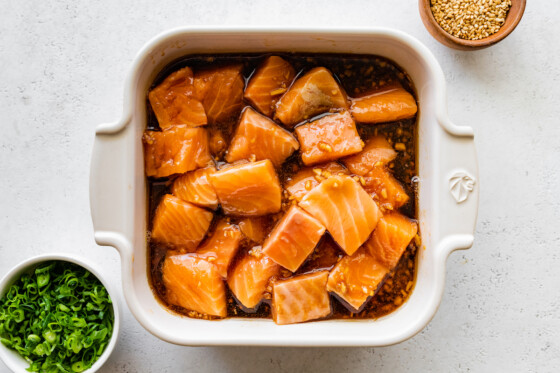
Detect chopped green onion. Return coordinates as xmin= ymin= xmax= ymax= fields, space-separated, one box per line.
xmin=0 ymin=261 xmax=114 ymax=372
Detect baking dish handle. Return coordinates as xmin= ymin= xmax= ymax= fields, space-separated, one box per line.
xmin=437 ymin=118 xmax=479 ymax=255
xmin=89 ymin=117 xmax=133 ymax=255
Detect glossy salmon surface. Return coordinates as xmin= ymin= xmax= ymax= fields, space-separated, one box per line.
xmin=275 ymin=67 xmax=348 ymax=126
xmin=262 ymin=205 xmax=326 ymax=272
xmin=363 ymin=167 xmax=410 ymax=211
xmin=143 ymin=126 xmax=212 ymax=178
xmin=148 ymin=67 xmax=207 ymax=129
xmin=225 ymin=107 xmax=299 ymax=167
xmin=171 ymin=166 xmax=218 ymax=210
xmin=350 ymin=85 xmax=417 ymax=124
xmin=209 ymin=160 xmax=282 ymax=216
xmin=193 ymin=64 xmax=245 ymax=124
xmin=299 ymin=175 xmax=381 ymax=255
xmin=197 ymin=220 xmax=243 ymax=278
xmin=284 ymin=162 xmax=349 ymax=201
xmin=326 ymin=248 xmax=389 ymax=312
xmin=342 ymin=135 xmax=397 ymax=176
xmin=244 ymin=56 xmax=296 ymax=117
xmin=162 ymin=252 xmax=227 ymax=317
xmin=227 ymin=249 xmax=281 ymax=310
xmin=364 ymin=212 xmax=418 ymax=269
xmin=238 ymin=216 xmax=271 ymax=244
xmin=272 ymin=271 xmax=331 ymax=325
xmin=151 ymin=195 xmax=213 ymax=251
xmin=295 ymin=111 xmax=363 ymax=166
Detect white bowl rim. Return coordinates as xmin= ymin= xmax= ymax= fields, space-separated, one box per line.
xmin=0 ymin=253 xmax=121 ymax=373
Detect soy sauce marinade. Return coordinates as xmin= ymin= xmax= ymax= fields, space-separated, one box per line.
xmin=147 ymin=53 xmax=419 ymax=321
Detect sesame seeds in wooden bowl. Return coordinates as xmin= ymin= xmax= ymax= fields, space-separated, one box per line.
xmin=419 ymin=0 xmax=526 ymax=50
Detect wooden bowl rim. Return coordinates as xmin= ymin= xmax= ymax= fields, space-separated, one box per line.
xmin=419 ymin=0 xmax=526 ymax=48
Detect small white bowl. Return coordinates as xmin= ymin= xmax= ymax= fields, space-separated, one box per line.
xmin=0 ymin=254 xmax=121 ymax=373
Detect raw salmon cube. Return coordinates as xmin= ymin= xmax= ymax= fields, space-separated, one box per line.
xmin=262 ymin=206 xmax=326 ymax=272
xmin=193 ymin=64 xmax=245 ymax=124
xmin=209 ymin=160 xmax=282 ymax=216
xmin=284 ymin=162 xmax=349 ymax=201
xmin=364 ymin=212 xmax=418 ymax=268
xmin=197 ymin=220 xmax=243 ymax=278
xmin=244 ymin=56 xmax=296 ymax=117
xmin=148 ymin=67 xmax=208 ymax=129
xmin=299 ymin=236 xmax=343 ymax=273
xmin=171 ymin=166 xmax=218 ymax=210
xmin=275 ymin=67 xmax=348 ymax=126
xmin=299 ymin=175 xmax=381 ymax=255
xmin=363 ymin=167 xmax=410 ymax=211
xmin=227 ymin=249 xmax=281 ymax=310
xmin=162 ymin=252 xmax=226 ymax=317
xmin=326 ymin=248 xmax=389 ymax=312
xmin=143 ymin=126 xmax=212 ymax=178
xmin=350 ymin=85 xmax=417 ymax=124
xmin=295 ymin=111 xmax=363 ymax=166
xmin=225 ymin=107 xmax=299 ymax=167
xmin=151 ymin=194 xmax=213 ymax=251
xmin=238 ymin=216 xmax=271 ymax=244
xmin=342 ymin=135 xmax=397 ymax=176
xmin=272 ymin=271 xmax=331 ymax=325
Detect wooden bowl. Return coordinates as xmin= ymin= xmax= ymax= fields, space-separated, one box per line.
xmin=419 ymin=0 xmax=526 ymax=50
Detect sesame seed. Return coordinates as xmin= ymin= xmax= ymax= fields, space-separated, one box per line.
xmin=430 ymin=0 xmax=512 ymax=40
xmin=381 ymin=188 xmax=388 ymax=199
xmin=270 ymin=87 xmax=287 ymax=96
xmin=318 ymin=142 xmax=333 ymax=152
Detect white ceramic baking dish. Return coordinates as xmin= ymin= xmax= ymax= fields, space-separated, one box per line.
xmin=89 ymin=27 xmax=478 ymax=347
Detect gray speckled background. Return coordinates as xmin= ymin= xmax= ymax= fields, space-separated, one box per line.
xmin=1 ymin=1 xmax=559 ymax=372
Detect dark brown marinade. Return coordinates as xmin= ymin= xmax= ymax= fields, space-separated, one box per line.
xmin=146 ymin=53 xmax=420 ymax=321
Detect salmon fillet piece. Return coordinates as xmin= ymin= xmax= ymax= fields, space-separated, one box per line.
xmin=295 ymin=111 xmax=363 ymax=166
xmin=162 ymin=252 xmax=227 ymax=317
xmin=326 ymin=247 xmax=389 ymax=312
xmin=171 ymin=166 xmax=218 ymax=210
xmin=225 ymin=107 xmax=299 ymax=167
xmin=238 ymin=216 xmax=271 ymax=244
xmin=209 ymin=160 xmax=282 ymax=216
xmin=299 ymin=175 xmax=381 ymax=256
xmin=148 ymin=67 xmax=208 ymax=129
xmin=272 ymin=271 xmax=331 ymax=325
xmin=342 ymin=135 xmax=397 ymax=176
xmin=244 ymin=56 xmax=296 ymax=117
xmin=197 ymin=220 xmax=243 ymax=278
xmin=262 ymin=205 xmax=326 ymax=272
xmin=193 ymin=64 xmax=245 ymax=124
xmin=350 ymin=85 xmax=417 ymax=124
xmin=299 ymin=236 xmax=343 ymax=273
xmin=363 ymin=167 xmax=410 ymax=211
xmin=151 ymin=194 xmax=213 ymax=251
xmin=364 ymin=212 xmax=418 ymax=269
xmin=275 ymin=67 xmax=348 ymax=126
xmin=143 ymin=126 xmax=212 ymax=178
xmin=227 ymin=249 xmax=281 ymax=310
xmin=284 ymin=162 xmax=349 ymax=201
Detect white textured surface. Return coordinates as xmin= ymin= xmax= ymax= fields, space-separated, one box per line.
xmin=0 ymin=1 xmax=558 ymax=372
